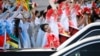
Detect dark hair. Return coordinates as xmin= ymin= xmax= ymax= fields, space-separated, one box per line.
xmin=95 ymin=0 xmax=98 ymax=3
xmin=39 ymin=10 xmax=47 ymax=18
xmin=47 ymin=5 xmax=52 ymax=10
xmin=3 ymin=8 xmax=7 ymax=13
xmin=35 ymin=10 xmax=39 ymax=16
xmin=14 ymin=18 xmax=20 ymax=38
xmin=57 ymin=0 xmax=66 ymax=4
xmin=76 ymin=15 xmax=81 ymax=19
xmin=43 ymin=12 xmax=47 ymax=18
xmin=40 ymin=23 xmax=48 ymax=32
xmin=39 ymin=10 xmax=44 ymax=18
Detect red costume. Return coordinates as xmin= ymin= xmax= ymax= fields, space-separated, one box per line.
xmin=58 ymin=22 xmax=70 ymax=44
xmin=44 ymin=33 xmax=60 ymax=48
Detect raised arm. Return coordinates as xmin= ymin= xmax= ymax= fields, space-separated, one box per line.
xmin=7 ymin=5 xmax=16 ymax=13
xmin=8 ymin=6 xmax=22 ymax=20
xmin=0 ymin=11 xmax=8 ymax=19
xmin=0 ymin=5 xmax=16 ymax=19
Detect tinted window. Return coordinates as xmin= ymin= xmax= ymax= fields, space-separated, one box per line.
xmin=67 ymin=43 xmax=100 ymax=56
xmin=68 ymin=26 xmax=100 ymax=46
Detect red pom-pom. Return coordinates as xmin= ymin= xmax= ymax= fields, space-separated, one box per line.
xmin=83 ymin=7 xmax=91 ymax=14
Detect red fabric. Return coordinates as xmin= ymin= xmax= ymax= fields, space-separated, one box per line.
xmin=58 ymin=22 xmax=65 ymax=34
xmin=69 ymin=27 xmax=78 ymax=36
xmin=0 ymin=35 xmax=4 ymax=47
xmin=44 ymin=33 xmax=59 ymax=48
xmin=92 ymin=2 xmax=96 ymax=9
xmin=0 ymin=0 xmax=3 ymax=10
xmin=6 ymin=34 xmax=11 ymax=41
xmin=83 ymin=7 xmax=91 ymax=14
xmin=69 ymin=20 xmax=75 ymax=27
xmin=74 ymin=4 xmax=80 ymax=13
xmin=58 ymin=23 xmax=69 ymax=44
xmin=95 ymin=8 xmax=100 ymax=15
xmin=57 ymin=8 xmax=62 ymax=16
xmin=76 ymin=9 xmax=84 ymax=17
xmin=46 ymin=8 xmax=62 ymax=21
xmin=58 ymin=3 xmax=64 ymax=9
xmin=46 ymin=9 xmax=54 ymax=20
xmin=66 ymin=6 xmax=70 ymax=16
xmin=59 ymin=35 xmax=68 ymax=44
xmin=0 ymin=34 xmax=11 ymax=47
xmin=59 ymin=2 xmax=69 ymax=9
xmin=53 ymin=12 xmax=58 ymax=21
xmin=59 ymin=2 xmax=69 ymax=16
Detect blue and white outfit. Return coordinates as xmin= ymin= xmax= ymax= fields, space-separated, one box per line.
xmin=20 ymin=21 xmax=31 ymax=48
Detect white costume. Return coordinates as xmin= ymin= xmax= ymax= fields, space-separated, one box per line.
xmin=48 ymin=16 xmax=59 ymax=38
xmin=35 ymin=17 xmax=47 ymax=48
xmin=36 ymin=28 xmax=45 ymax=48
xmin=60 ymin=10 xmax=69 ymax=31
xmin=28 ymin=21 xmax=37 ymax=48
xmin=70 ymin=9 xmax=78 ymax=29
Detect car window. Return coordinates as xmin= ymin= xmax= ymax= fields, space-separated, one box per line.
xmin=67 ymin=26 xmax=100 ymax=46
xmin=66 ymin=43 xmax=100 ymax=56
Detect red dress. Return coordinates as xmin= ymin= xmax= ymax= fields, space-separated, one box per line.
xmin=44 ymin=33 xmax=60 ymax=48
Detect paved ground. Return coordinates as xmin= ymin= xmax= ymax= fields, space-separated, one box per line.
xmin=32 ymin=0 xmax=49 ymax=11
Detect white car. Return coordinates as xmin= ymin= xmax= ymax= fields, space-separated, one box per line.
xmin=51 ymin=35 xmax=100 ymax=56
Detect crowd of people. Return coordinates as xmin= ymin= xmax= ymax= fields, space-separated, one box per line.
xmin=0 ymin=0 xmax=100 ymax=49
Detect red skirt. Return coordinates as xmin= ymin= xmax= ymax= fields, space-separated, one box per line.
xmin=69 ymin=26 xmax=79 ymax=36
xmin=59 ymin=34 xmax=69 ymax=44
